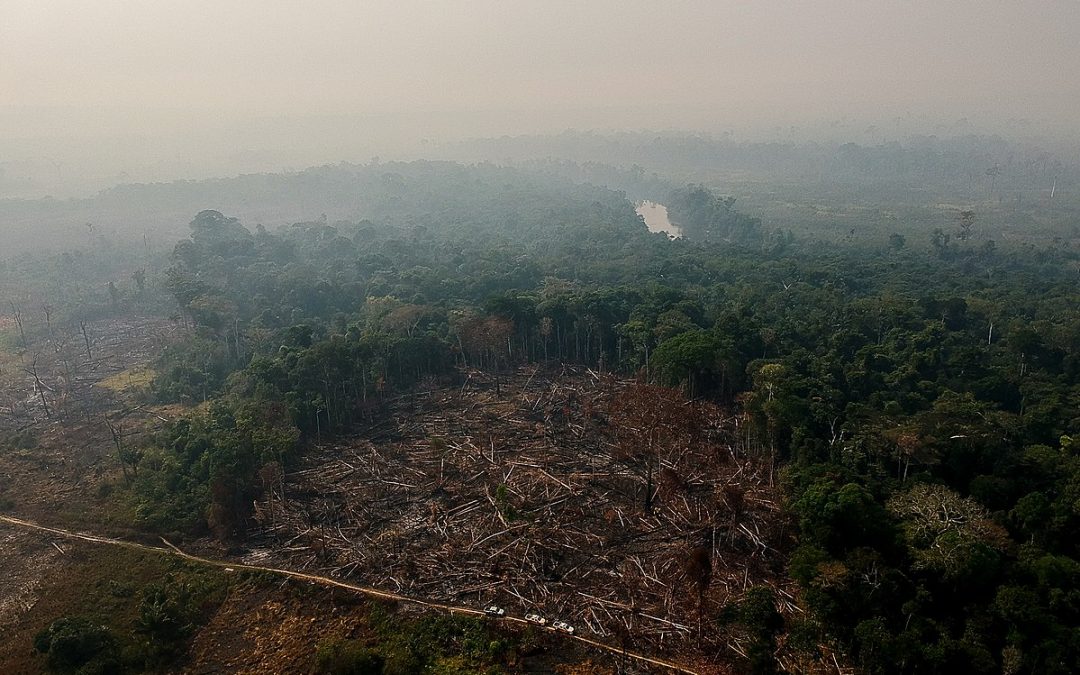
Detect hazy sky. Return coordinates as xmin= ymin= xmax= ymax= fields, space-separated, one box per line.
xmin=2 ymin=1 xmax=1078 ymax=195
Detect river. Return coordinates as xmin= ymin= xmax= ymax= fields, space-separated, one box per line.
xmin=635 ymin=201 xmax=682 ymax=238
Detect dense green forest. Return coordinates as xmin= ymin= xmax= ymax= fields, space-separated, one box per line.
xmin=3 ymin=158 xmax=1079 ymax=673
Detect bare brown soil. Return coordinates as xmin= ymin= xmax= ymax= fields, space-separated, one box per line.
xmin=0 ymin=529 xmax=65 ymax=642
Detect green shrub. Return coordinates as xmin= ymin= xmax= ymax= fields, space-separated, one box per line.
xmin=33 ymin=616 xmax=121 ymax=674
xmin=315 ymin=638 xmax=385 ymax=675
xmin=133 ymin=571 xmax=224 ymax=664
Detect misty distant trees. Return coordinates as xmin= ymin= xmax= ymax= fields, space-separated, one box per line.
xmin=665 ymin=185 xmax=762 ymax=244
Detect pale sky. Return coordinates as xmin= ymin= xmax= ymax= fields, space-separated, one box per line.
xmin=1 ymin=1 xmax=1078 ymax=194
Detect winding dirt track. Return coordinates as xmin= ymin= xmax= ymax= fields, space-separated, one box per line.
xmin=0 ymin=513 xmax=703 ymax=674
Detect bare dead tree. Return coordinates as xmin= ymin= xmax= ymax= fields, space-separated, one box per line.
xmin=105 ymin=415 xmax=126 ymax=481
xmin=105 ymin=415 xmax=141 ymax=482
xmin=26 ymin=357 xmax=51 ymax=419
xmin=258 ymin=461 xmax=285 ymax=526
xmin=611 ymin=383 xmax=701 ymax=512
xmin=79 ymin=320 xmax=93 ymax=360
xmin=42 ymin=304 xmax=53 ymax=340
xmin=10 ymin=302 xmax=27 ymax=349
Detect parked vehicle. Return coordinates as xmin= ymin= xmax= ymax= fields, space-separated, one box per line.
xmin=552 ymin=620 xmax=575 ymax=634
xmin=484 ymin=605 xmax=506 ymax=617
xmin=525 ymin=613 xmax=547 ymax=626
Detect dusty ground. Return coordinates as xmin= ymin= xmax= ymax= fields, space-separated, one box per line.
xmin=0 ymin=529 xmax=65 ymax=641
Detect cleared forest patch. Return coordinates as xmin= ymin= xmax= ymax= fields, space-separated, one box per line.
xmin=0 ymin=315 xmax=185 ymax=527
xmin=250 ymin=366 xmax=795 ymax=666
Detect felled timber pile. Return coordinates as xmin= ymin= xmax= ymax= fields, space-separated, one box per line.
xmin=253 ymin=366 xmax=793 ymax=662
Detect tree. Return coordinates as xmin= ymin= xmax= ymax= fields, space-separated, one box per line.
xmin=34 ymin=617 xmax=120 ymax=674
xmin=887 ymin=483 xmax=1008 ymax=581
xmin=744 ymin=362 xmax=805 ymax=479
xmin=106 ymin=416 xmax=143 ymax=483
xmin=610 ymin=383 xmax=701 ymax=511
xmin=666 ymin=184 xmax=762 ymax=243
xmin=453 ymin=314 xmax=515 ymax=394
xmin=957 ymin=209 xmax=976 ymax=242
xmin=652 ymin=328 xmax=739 ymax=398
xmin=790 ymin=470 xmax=897 ymax=555
xmin=188 ymin=209 xmax=254 ymax=254
xmin=931 ymin=228 xmax=955 ymax=259
xmin=735 ymin=586 xmax=783 ymax=674
xmin=315 ymin=638 xmax=385 ymax=675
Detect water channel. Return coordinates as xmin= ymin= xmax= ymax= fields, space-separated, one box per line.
xmin=635 ymin=201 xmax=682 ymax=238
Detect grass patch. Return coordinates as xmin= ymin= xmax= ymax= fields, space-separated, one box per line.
xmin=99 ymin=366 xmax=156 ymax=394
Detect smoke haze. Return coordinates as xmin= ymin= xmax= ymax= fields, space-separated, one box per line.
xmin=2 ymin=1 xmax=1078 ymax=196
